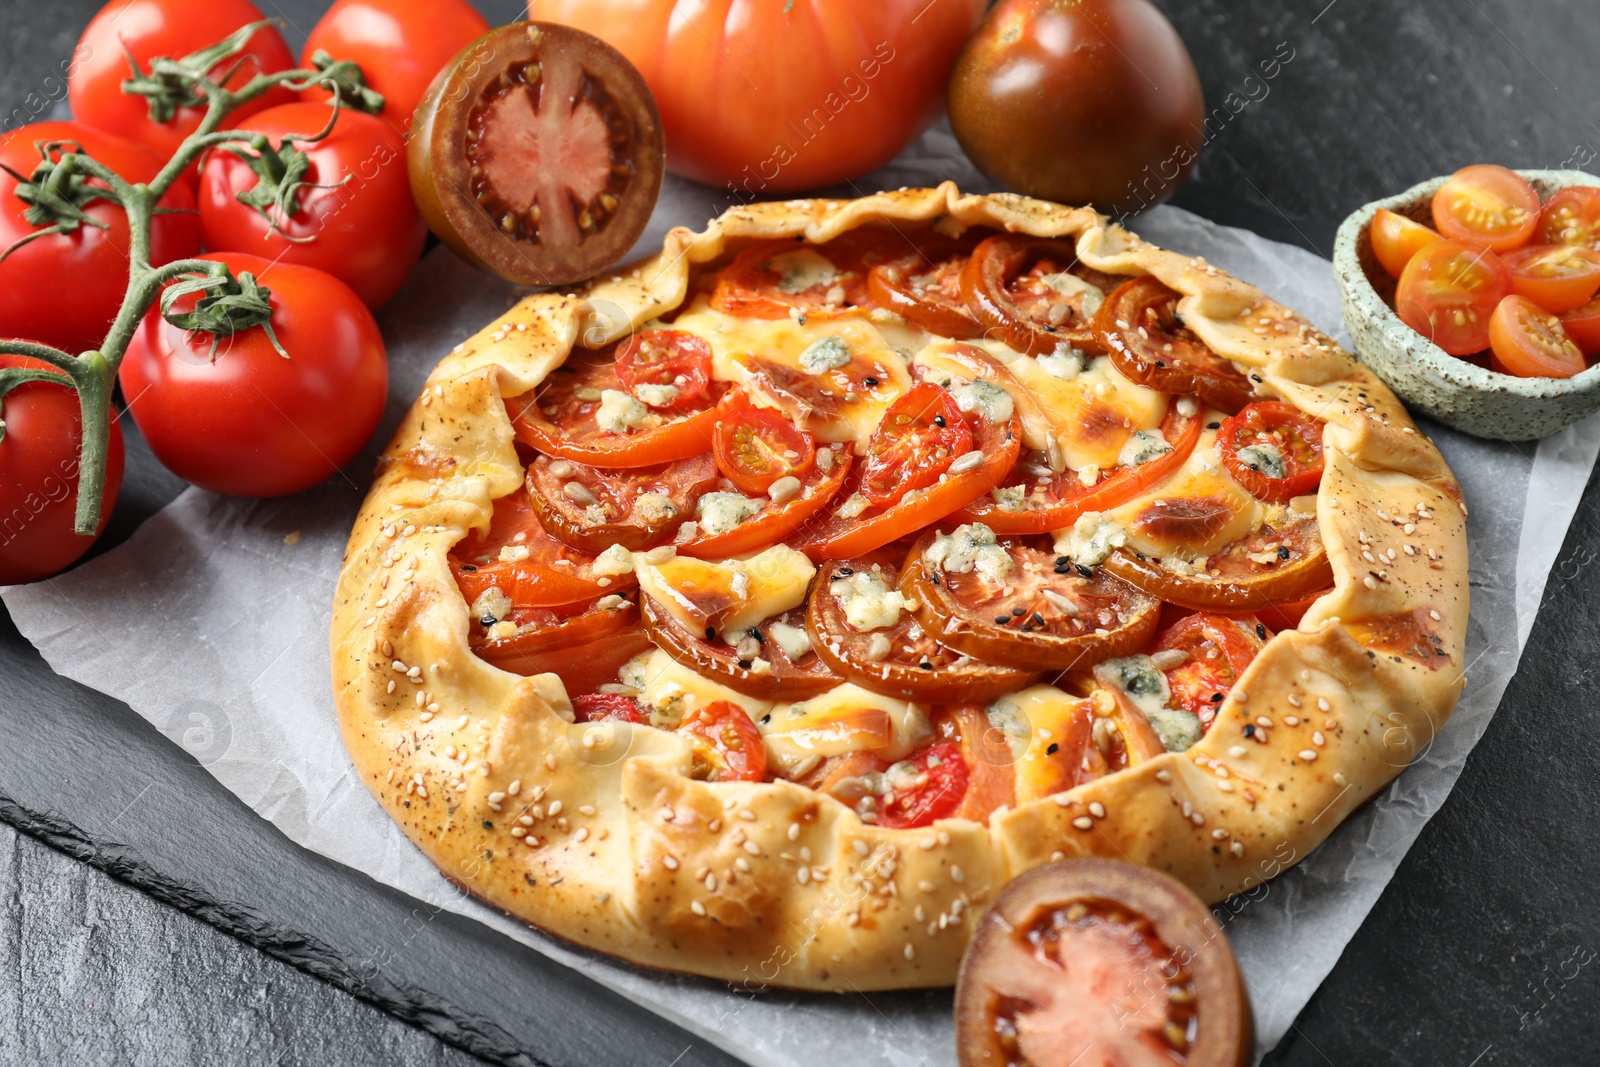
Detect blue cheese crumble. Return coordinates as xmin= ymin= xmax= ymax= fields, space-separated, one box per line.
xmin=924 ymin=523 xmax=1013 ymax=582
xmin=798 ymin=335 xmax=853 ymax=374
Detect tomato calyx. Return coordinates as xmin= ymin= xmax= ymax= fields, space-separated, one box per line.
xmin=0 ymin=149 xmax=120 ymax=253
xmin=221 ymin=123 xmax=349 ymax=234
xmin=158 ymin=265 xmax=289 ymax=359
xmin=123 ymin=20 xmax=290 ymax=124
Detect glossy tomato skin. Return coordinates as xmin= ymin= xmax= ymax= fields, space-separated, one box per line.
xmin=119 ymin=253 xmax=387 ymax=497
xmin=299 ymin=0 xmax=490 ymax=136
xmin=525 ymin=0 xmax=984 ymax=191
xmin=0 ymin=354 xmax=125 ymax=584
xmin=197 ymin=103 xmax=424 ymax=309
xmin=948 ymin=0 xmax=1205 ymax=213
xmin=70 ymin=0 xmax=297 ymax=159
xmin=1395 ymin=239 xmax=1512 ymax=356
xmin=0 ymin=122 xmax=200 ymax=354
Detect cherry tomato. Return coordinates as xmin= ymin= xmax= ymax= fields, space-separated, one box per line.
xmin=1151 ymin=613 xmax=1265 ymax=731
xmin=1538 ymin=185 xmax=1600 ymax=253
xmin=955 ymin=859 xmax=1252 ymax=1067
xmin=1499 ymin=244 xmax=1600 ymax=315
xmin=299 ymin=0 xmax=491 ymax=136
xmin=1369 ymin=208 xmax=1442 ymax=278
xmin=471 ymin=595 xmax=653 ymax=693
xmin=572 ymin=692 xmax=645 ymax=724
xmin=1094 ymin=276 xmax=1254 ymax=413
xmin=874 ymin=742 xmax=970 ymax=830
xmin=1560 ymin=293 xmax=1600 ymax=357
xmin=901 ymin=530 xmax=1161 ymax=672
xmin=712 ymin=397 xmax=814 ymax=495
xmin=1104 ymin=513 xmax=1332 ymax=611
xmin=118 ymin=252 xmax=387 ymax=497
xmin=197 ymin=103 xmax=424 ymax=310
xmin=710 ymin=237 xmax=876 ymax=320
xmin=1394 ymin=239 xmax=1512 ymax=356
xmin=642 ymin=599 xmax=837 ymax=702
xmin=0 ymin=122 xmax=200 ymax=354
xmin=678 ymin=700 xmax=767 ymax=783
xmin=1431 ymin=164 xmax=1541 ymax=253
xmin=614 ymin=330 xmax=712 ymax=414
xmin=526 ymin=451 xmax=718 ymax=552
xmin=0 ymin=354 xmax=125 ymax=584
xmin=1487 ymin=294 xmax=1587 ymax=379
xmin=860 ymin=383 xmax=972 ymax=508
xmin=70 ymin=0 xmax=297 ymax=159
xmin=866 ymin=244 xmax=982 ymax=339
xmin=409 ymin=21 xmax=663 ymax=288
xmin=678 ymin=445 xmax=850 ymax=560
xmin=962 ymin=235 xmax=1120 ymax=356
xmin=526 ymin=0 xmax=984 ymax=192
xmin=1217 ymin=402 xmax=1325 ymax=504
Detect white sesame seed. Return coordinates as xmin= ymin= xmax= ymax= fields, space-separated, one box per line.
xmin=1298 ymin=749 xmax=1318 ymax=761
xmin=797 ymin=868 xmax=810 ymax=885
xmin=663 ymin=855 xmax=679 ymax=870
xmin=787 ymin=824 xmax=800 ymax=841
xmin=1313 ymin=731 xmax=1326 ymax=746
xmin=1229 ymin=746 xmax=1247 ymax=758
xmin=1216 ymin=781 xmax=1234 ymax=792
xmin=548 ymin=800 xmax=563 ymax=816
xmin=1256 ymin=716 xmax=1273 ymax=728
xmin=705 ymin=873 xmax=717 ymax=891
xmin=1234 ymin=690 xmax=1248 ymax=703
xmin=1088 ymin=802 xmax=1106 ymax=819
xmin=914 ymin=905 xmax=926 ymax=922
xmin=1317 ymin=697 xmax=1331 ymax=712
xmin=1230 ymin=841 xmax=1245 ymax=857
xmin=690 ymin=900 xmax=706 ymax=916
xmin=738 ymin=809 xmax=757 ymax=821
xmin=488 ymin=791 xmax=506 ymax=804
xmin=574 ymin=827 xmax=590 ymax=842
xmin=1072 ymin=817 xmax=1094 ymax=830
xmin=904 ymin=944 xmax=916 ymax=961
xmin=1190 ymin=811 xmax=1204 ymax=826
xmin=518 ymin=815 xmax=534 ymax=827
xmin=511 ymin=827 xmax=527 ymax=838
xmin=1212 ymin=829 xmax=1230 ymax=840
xmin=1154 ymin=769 xmax=1172 ymax=783
xmin=743 ymin=840 xmax=760 ymax=856
xmin=950 ymin=865 xmax=964 ymax=883
xmin=545 ymin=754 xmax=557 ymax=770
xmin=508 ymin=780 xmax=521 ymax=796
xmin=385 ymin=680 xmax=396 ymax=694
xmin=1052 ymin=793 xmax=1073 ymax=807
xmin=919 ymin=880 xmax=937 ymax=893
xmin=1284 ymin=715 xmax=1300 ymax=726
xmin=707 ymin=819 xmax=722 ymax=832
xmin=853 ymin=840 xmax=869 ymax=856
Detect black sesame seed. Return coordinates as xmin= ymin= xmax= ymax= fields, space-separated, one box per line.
xmin=479 ymin=615 xmax=497 ymax=627
xmin=1278 ymin=545 xmax=1291 ymax=560
xmin=1210 ymin=692 xmax=1224 ymax=702
xmin=1075 ymin=564 xmax=1094 ymax=579
xmin=1256 ymin=623 xmax=1267 ymax=640
xmin=864 ymin=376 xmax=879 ymax=386
xmin=737 ymin=659 xmax=752 ymax=670
xmin=760 ymin=714 xmax=771 ymax=725
xmin=1032 ymin=612 xmax=1046 ymax=627
xmin=705 ymin=625 xmax=716 ymax=640
xmin=1154 ymin=359 xmax=1166 ymax=368
xmin=839 ymin=565 xmax=854 ymax=575
xmin=482 ymin=820 xmax=494 ymax=829
xmin=459 ymin=564 xmax=477 ymax=572
xmin=749 ymin=627 xmax=764 ymax=642
xmin=1243 ymin=723 xmax=1256 ymax=737
xmin=934 ymin=415 xmax=946 ymax=428
xmin=931 ymin=573 xmax=941 ymax=585
xmin=1046 ymin=743 xmax=1059 ymax=755
xmin=995 ymin=615 xmax=1011 ymax=625
xmin=1207 ymin=421 xmax=1221 ymax=430
xmin=1011 ymin=606 xmax=1025 ymax=617
xmin=920 ymin=661 xmax=934 ymax=670
xmin=1056 ymin=556 xmax=1071 ymax=566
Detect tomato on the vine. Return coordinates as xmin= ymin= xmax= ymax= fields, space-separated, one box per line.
xmin=197 ymin=103 xmax=423 ymax=310
xmin=0 ymin=122 xmax=201 ymax=355
xmin=71 ymin=0 xmax=297 ymax=159
xmin=119 ymin=252 xmax=388 ymax=497
xmin=0 ymin=354 xmax=126 ymax=584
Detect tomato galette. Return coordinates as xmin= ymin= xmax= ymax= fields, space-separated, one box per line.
xmin=332 ymin=185 xmax=1467 ymax=990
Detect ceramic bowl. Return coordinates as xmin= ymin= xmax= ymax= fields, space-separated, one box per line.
xmin=1332 ymin=169 xmax=1600 ymax=441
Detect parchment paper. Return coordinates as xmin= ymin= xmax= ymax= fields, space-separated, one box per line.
xmin=7 ymin=126 xmax=1599 ymax=1065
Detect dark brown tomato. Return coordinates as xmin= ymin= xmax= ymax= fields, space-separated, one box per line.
xmin=527 ymin=450 xmax=717 ymax=552
xmin=641 ymin=598 xmax=839 ymax=701
xmin=961 ymin=235 xmax=1124 ymax=356
xmin=947 ymin=0 xmax=1206 ymax=214
xmin=901 ymin=531 xmax=1161 ymax=673
xmin=1104 ymin=514 xmax=1333 ymax=611
xmin=806 ymin=558 xmax=1040 ymax=704
xmin=1094 ymin=276 xmax=1255 ymax=414
xmin=409 ymin=21 xmax=663 ymax=286
xmin=955 ymin=859 xmax=1252 ymax=1067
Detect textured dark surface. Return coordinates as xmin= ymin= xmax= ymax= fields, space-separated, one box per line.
xmin=2 ymin=1 xmax=1599 ymax=1065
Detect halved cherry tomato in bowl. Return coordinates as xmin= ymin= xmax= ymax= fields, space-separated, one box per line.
xmin=1500 ymin=244 xmax=1600 ymax=315
xmin=1094 ymin=276 xmax=1254 ymax=413
xmin=1431 ymin=164 xmax=1541 ymax=252
xmin=866 ymin=242 xmax=983 ymax=338
xmin=960 ymin=235 xmax=1120 ymax=356
xmin=1394 ymin=239 xmax=1512 ymax=356
xmin=613 ymin=329 xmax=713 ymax=414
xmin=642 ymin=598 xmax=837 ymax=702
xmin=1560 ymin=293 xmax=1600 ymax=357
xmin=678 ymin=700 xmax=767 ymax=783
xmin=526 ymin=451 xmax=718 ymax=552
xmin=712 ymin=396 xmax=815 ymax=494
xmin=1217 ymin=401 xmax=1325 ymax=504
xmin=1538 ymin=185 xmax=1600 ymax=252
xmin=1150 ymin=613 xmax=1266 ymax=731
xmin=1369 ymin=208 xmax=1442 ymax=278
xmin=860 ymin=382 xmax=972 ymax=508
xmin=1487 ymin=294 xmax=1587 ymax=379
xmin=874 ymin=742 xmax=970 ymax=830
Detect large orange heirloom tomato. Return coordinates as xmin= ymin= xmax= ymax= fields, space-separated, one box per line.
xmin=524 ymin=0 xmax=986 ymax=193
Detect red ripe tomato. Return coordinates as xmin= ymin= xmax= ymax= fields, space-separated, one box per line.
xmin=678 ymin=701 xmax=766 ymax=783
xmin=1538 ymin=186 xmax=1600 ymax=252
xmin=1561 ymin=294 xmax=1600 ymax=357
xmin=70 ymin=0 xmax=297 ymax=159
xmin=859 ymin=382 xmax=971 ymax=508
xmin=712 ymin=398 xmax=815 ymax=495
xmin=1500 ymin=244 xmax=1600 ymax=315
xmin=0 ymin=354 xmax=125 ymax=584
xmin=0 ymin=122 xmax=201 ymax=354
xmin=875 ymin=742 xmax=970 ymax=829
xmin=1430 ymin=164 xmax=1541 ymax=253
xmin=1487 ymin=295 xmax=1587 ymax=379
xmin=118 ymin=252 xmax=388 ymax=497
xmin=572 ymin=693 xmax=645 ymax=724
xmin=613 ymin=330 xmax=713 ymax=413
xmin=197 ymin=103 xmax=423 ymax=310
xmin=1369 ymin=208 xmax=1441 ymax=278
xmin=1395 ymin=239 xmax=1512 ymax=355
xmin=524 ymin=0 xmax=985 ymax=191
xmin=299 ymin=0 xmax=490 ymax=137
xmin=1217 ymin=401 xmax=1325 ymax=504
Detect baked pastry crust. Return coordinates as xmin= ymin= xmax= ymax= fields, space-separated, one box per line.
xmin=331 ymin=184 xmax=1468 ymax=991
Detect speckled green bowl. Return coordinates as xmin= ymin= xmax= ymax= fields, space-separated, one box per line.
xmin=1332 ymin=169 xmax=1600 ymax=441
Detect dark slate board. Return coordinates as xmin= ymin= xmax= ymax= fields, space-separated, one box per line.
xmin=3 ymin=1 xmax=1600 ymax=1065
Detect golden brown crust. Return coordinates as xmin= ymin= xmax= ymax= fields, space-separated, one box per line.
xmin=330 ymin=184 xmax=1468 ymax=990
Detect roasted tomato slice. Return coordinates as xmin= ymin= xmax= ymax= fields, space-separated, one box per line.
xmin=961 ymin=235 xmax=1121 ymax=356
xmin=933 ymin=704 xmax=1018 ymax=824
xmin=712 ymin=395 xmax=816 ymax=494
xmin=1395 ymin=239 xmax=1514 ymax=357
xmin=873 ymin=742 xmax=970 ymax=830
xmin=901 ymin=527 xmax=1161 ymax=673
xmin=469 ymin=594 xmax=653 ymax=694
xmin=642 ymin=598 xmax=837 ymax=701
xmin=1345 ymin=608 xmax=1451 ymax=670
xmin=678 ymin=700 xmax=767 ymax=783
xmin=794 ymin=408 xmax=1022 ymax=562
xmin=1539 ymin=186 xmax=1600 ymax=253
xmin=1217 ymin=401 xmax=1325 ymax=504
xmin=1431 ymin=164 xmax=1541 ymax=253
xmin=1095 ymin=276 xmax=1254 ymax=414
xmin=1560 ymin=292 xmax=1600 ymax=356
xmin=866 ymin=243 xmax=983 ymax=338
xmin=613 ymin=329 xmax=713 ymax=412
xmin=1150 ymin=613 xmax=1266 ymax=732
xmin=709 ymin=234 xmax=877 ymax=319
xmin=508 ymin=350 xmax=726 ymax=467
xmin=1500 ymin=243 xmax=1600 ymax=315
xmin=959 ymin=397 xmax=1200 ymax=535
xmin=678 ymin=446 xmax=852 ymax=560
xmin=1369 ymin=208 xmax=1442 ymax=278
xmin=1252 ymin=586 xmax=1330 ymax=632
xmin=527 ymin=450 xmax=718 ymax=552
xmin=806 ymin=557 xmax=1040 ymax=703
xmin=572 ymin=693 xmax=646 ymax=724
xmin=1104 ymin=513 xmax=1333 ymax=611
xmin=1488 ymin=294 xmax=1587 ymax=379
xmin=955 ymin=859 xmax=1252 ymax=1067
xmin=450 ymin=485 xmax=635 ymax=607
xmin=860 ymin=382 xmax=973 ymax=507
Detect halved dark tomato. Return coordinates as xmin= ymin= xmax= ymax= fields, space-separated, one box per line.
xmin=508 ymin=351 xmax=726 ymax=467
xmin=678 ymin=700 xmax=767 ymax=782
xmin=1094 ymin=276 xmax=1254 ymax=413
xmin=470 ymin=594 xmax=653 ymax=694
xmin=933 ymin=704 xmax=1018 ymax=823
xmin=641 ymin=597 xmax=837 ymax=701
xmin=793 ymin=409 xmax=1022 ymax=562
xmin=613 ymin=329 xmax=713 ymax=412
xmin=709 ymin=233 xmax=877 ymax=319
xmin=677 ymin=447 xmax=852 ymax=560
xmin=527 ymin=450 xmax=717 ymax=552
xmin=1394 ymin=239 xmax=1513 ymax=356
xmin=1539 ymin=185 xmax=1600 ymax=253
xmin=1431 ymin=164 xmax=1540 ymax=253
xmin=806 ymin=558 xmax=1040 ymax=703
xmin=712 ymin=395 xmax=815 ymax=494
xmin=1103 ymin=513 xmax=1333 ymax=611
xmin=955 ymin=859 xmax=1252 ymax=1067
xmin=961 ymin=235 xmax=1121 ymax=356
xmin=861 ymin=383 xmax=973 ymax=507
xmin=874 ymin=742 xmax=970 ymax=830
xmin=572 ymin=693 xmax=646 ymax=724
xmin=1217 ymin=401 xmax=1325 ymax=504
xmin=866 ymin=243 xmax=983 ymax=338
xmin=1560 ymin=292 xmax=1600 ymax=356
xmin=901 ymin=529 xmax=1161 ymax=672
xmin=958 ymin=397 xmax=1200 ymax=535
xmin=1488 ymin=294 xmax=1588 ymax=378
xmin=1151 ymin=613 xmax=1266 ymax=731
